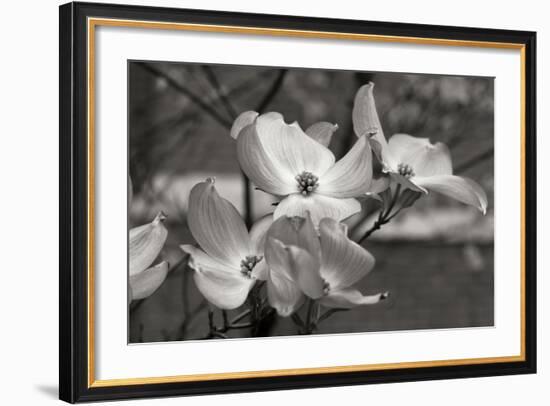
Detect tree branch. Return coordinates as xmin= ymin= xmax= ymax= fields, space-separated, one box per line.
xmin=256 ymin=69 xmax=288 ymax=113
xmin=454 ymin=149 xmax=493 ymax=174
xmin=201 ymin=65 xmax=238 ymax=119
xmin=138 ymin=62 xmax=233 ymax=129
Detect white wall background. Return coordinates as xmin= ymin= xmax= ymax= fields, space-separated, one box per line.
xmin=0 ymin=0 xmax=546 ymax=404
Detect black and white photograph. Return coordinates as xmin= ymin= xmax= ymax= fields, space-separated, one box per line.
xmin=128 ymin=61 xmax=493 ymax=343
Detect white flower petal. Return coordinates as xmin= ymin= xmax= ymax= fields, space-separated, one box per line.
xmin=352 ymin=83 xmax=385 ymax=139
xmin=255 ymin=112 xmax=335 ymax=176
xmin=387 ymin=133 xmax=428 ymax=164
xmin=388 ymin=133 xmax=453 ymax=176
xmin=352 ymin=82 xmax=390 ymax=161
xmin=182 ymin=245 xmax=254 ymax=310
xmin=264 ymin=238 xmax=309 ymax=315
xmin=320 ymin=288 xmax=388 ymax=308
xmin=389 ymin=172 xmax=428 ymax=193
xmin=187 ymin=179 xmax=250 ymax=266
xmin=267 ymin=266 xmax=305 ymax=317
xmin=319 ymin=218 xmax=376 ymax=290
xmin=264 ymin=238 xmax=295 ymax=281
xmin=237 ymin=123 xmax=297 ymax=196
xmin=180 ymin=244 xmax=236 ymax=274
xmin=230 ymin=110 xmax=259 ymax=139
xmin=129 ymin=212 xmax=168 ymax=276
xmin=414 ymin=175 xmax=488 ymax=214
xmin=369 ymin=176 xmax=390 ymax=194
xmin=317 ymin=135 xmax=373 ymax=198
xmin=274 ymin=193 xmax=361 ymax=225
xmin=248 ymin=214 xmax=274 ymax=255
xmin=265 ymin=237 xmax=324 ymax=301
xmin=267 ymin=213 xmax=321 ymax=263
xmin=129 ymin=261 xmax=169 ymax=301
xmin=193 ymin=269 xmax=255 ymax=310
xmin=305 ymin=121 xmax=338 ymax=147
xmin=398 ymin=189 xmax=423 ymax=209
xmin=250 ymin=258 xmax=268 ymax=280
xmin=266 ymin=215 xmax=324 ymax=298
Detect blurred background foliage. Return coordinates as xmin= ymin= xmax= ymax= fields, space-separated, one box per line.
xmin=128 ymin=61 xmax=494 ymax=343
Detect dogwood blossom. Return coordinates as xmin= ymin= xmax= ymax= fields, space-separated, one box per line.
xmin=231 ymin=111 xmax=373 ymax=225
xmin=181 ymin=178 xmax=273 ymax=309
xmin=264 ymin=213 xmax=387 ymax=316
xmin=353 ymin=82 xmax=488 ymax=213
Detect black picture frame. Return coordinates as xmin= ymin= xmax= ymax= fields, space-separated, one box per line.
xmin=59 ymin=1 xmax=537 ymax=403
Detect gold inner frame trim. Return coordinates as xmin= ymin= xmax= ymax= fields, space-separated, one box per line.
xmin=87 ymin=17 xmax=527 ymax=388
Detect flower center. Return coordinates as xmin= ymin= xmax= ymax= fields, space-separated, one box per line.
xmin=366 ymin=126 xmax=379 ymax=137
xmin=240 ymin=255 xmax=262 ymax=278
xmin=322 ymin=280 xmax=331 ymax=295
xmin=295 ymin=171 xmax=319 ymax=196
xmin=397 ymin=163 xmax=415 ymax=178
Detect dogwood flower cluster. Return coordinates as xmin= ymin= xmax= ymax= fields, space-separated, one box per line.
xmin=180 ymin=179 xmax=387 ymax=318
xmin=264 ymin=213 xmax=387 ymax=317
xmin=132 ymin=82 xmax=488 ymax=336
xmin=352 ymin=83 xmax=487 ymax=213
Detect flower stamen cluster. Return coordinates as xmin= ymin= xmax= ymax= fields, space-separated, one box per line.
xmin=295 ymin=171 xmax=320 ymax=195
xmin=240 ymin=255 xmax=263 ymax=278
xmin=322 ymin=280 xmax=331 ymax=295
xmin=397 ymin=163 xmax=415 ymax=178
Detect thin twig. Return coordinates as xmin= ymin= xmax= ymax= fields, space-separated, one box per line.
xmin=231 ymin=309 xmax=252 ymax=324
xmin=358 ymin=217 xmax=385 ymax=243
xmin=357 ymin=184 xmax=402 ymax=244
xmin=243 ymin=174 xmax=253 ymax=229
xmin=210 ymin=331 xmax=229 ymax=339
xmin=227 ymin=322 xmax=254 ymax=329
xmin=138 ymin=62 xmax=232 ymax=129
xmin=201 ymin=65 xmax=238 ymax=119
xmin=454 ymin=149 xmax=493 ymax=174
xmin=317 ymin=308 xmax=348 ymax=324
xmin=256 ymin=69 xmax=288 ymax=114
xmin=291 ymin=313 xmax=305 ymax=329
xmin=226 ymin=69 xmax=274 ymax=100
xmin=304 ymin=299 xmax=316 ymax=334
xmin=170 ymin=254 xmax=189 ymax=273
xmin=222 ymin=310 xmax=230 ymax=330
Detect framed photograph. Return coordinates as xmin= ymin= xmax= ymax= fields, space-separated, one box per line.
xmin=59 ymin=1 xmax=536 ymax=403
